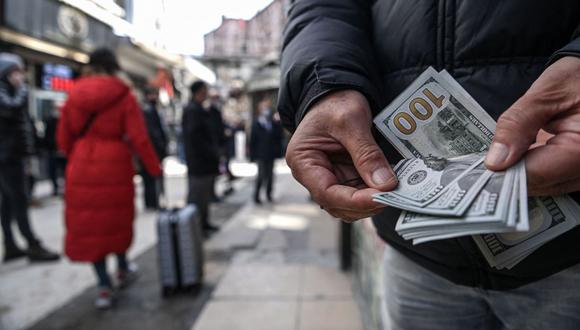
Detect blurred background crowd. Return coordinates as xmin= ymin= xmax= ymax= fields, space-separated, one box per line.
xmin=0 ymin=1 xmax=372 ymax=330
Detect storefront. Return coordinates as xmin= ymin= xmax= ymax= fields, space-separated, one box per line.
xmin=2 ymin=0 xmax=119 ymax=127
xmin=0 ymin=0 xmax=118 ymax=184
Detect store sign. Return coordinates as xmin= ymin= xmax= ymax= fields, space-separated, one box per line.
xmin=42 ymin=64 xmax=74 ymax=92
xmin=57 ymin=6 xmax=89 ymax=40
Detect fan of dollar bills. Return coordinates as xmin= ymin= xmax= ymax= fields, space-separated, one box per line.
xmin=372 ymin=67 xmax=580 ymax=270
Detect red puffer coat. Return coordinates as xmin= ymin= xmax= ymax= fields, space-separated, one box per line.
xmin=57 ymin=76 xmax=161 ymax=262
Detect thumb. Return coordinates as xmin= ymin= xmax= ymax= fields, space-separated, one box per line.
xmin=340 ymin=128 xmax=398 ymax=191
xmin=485 ymin=96 xmax=549 ymax=171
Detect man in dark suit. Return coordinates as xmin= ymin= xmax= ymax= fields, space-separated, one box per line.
xmin=182 ymin=81 xmax=219 ymax=234
xmin=207 ymin=90 xmax=226 ymax=201
xmin=250 ymin=99 xmax=283 ymax=204
xmin=141 ymin=87 xmax=168 ymax=210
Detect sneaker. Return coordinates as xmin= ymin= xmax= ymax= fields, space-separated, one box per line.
xmin=117 ymin=263 xmax=139 ymax=289
xmin=3 ymin=246 xmax=27 ymax=263
xmin=95 ymin=287 xmax=114 ymax=309
xmin=26 ymin=244 xmax=60 ymax=262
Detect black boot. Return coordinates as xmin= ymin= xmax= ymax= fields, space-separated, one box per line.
xmin=26 ymin=243 xmax=60 ymax=262
xmin=3 ymin=245 xmax=27 ymax=263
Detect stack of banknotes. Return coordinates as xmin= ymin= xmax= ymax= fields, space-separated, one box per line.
xmin=372 ymin=67 xmax=580 ymax=269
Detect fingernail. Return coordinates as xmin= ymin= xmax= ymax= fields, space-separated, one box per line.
xmin=486 ymin=143 xmax=509 ymax=167
xmin=372 ymin=168 xmax=393 ymax=186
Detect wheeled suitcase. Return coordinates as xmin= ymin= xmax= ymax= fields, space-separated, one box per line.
xmin=157 ymin=205 xmax=204 ymax=296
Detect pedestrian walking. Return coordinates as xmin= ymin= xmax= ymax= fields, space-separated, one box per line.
xmin=222 ymin=121 xmax=239 ymax=195
xmin=279 ymin=1 xmax=580 ymax=329
xmin=141 ymin=87 xmax=168 ymax=210
xmin=182 ymin=81 xmax=220 ymax=236
xmin=0 ymin=52 xmax=60 ymax=263
xmin=208 ymin=90 xmax=226 ymax=201
xmin=57 ymin=48 xmax=161 ymax=309
xmin=250 ymin=99 xmax=282 ymax=204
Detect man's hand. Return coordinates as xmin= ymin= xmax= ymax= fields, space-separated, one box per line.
xmin=485 ymin=56 xmax=580 ymax=196
xmin=286 ymin=90 xmax=398 ymax=221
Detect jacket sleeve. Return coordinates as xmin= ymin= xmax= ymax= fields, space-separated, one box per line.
xmin=193 ymin=109 xmax=220 ymax=158
xmin=277 ymin=0 xmax=381 ymax=133
xmin=548 ymin=22 xmax=580 ymax=64
xmin=124 ymin=96 xmax=162 ymax=176
xmin=0 ymin=84 xmax=27 ymax=119
xmin=56 ymin=102 xmax=74 ymax=156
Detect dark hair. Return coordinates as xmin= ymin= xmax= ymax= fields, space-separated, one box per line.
xmin=190 ymin=81 xmax=207 ymax=95
xmin=89 ymin=48 xmax=120 ymax=74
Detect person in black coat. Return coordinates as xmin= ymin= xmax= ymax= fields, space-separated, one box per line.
xmin=250 ymin=99 xmax=282 ymax=204
xmin=182 ymin=81 xmax=219 ymax=233
xmin=207 ymin=91 xmax=226 ymax=201
xmin=141 ymin=87 xmax=168 ymax=209
xmin=279 ymin=1 xmax=580 ymax=328
xmin=0 ymin=52 xmax=59 ymax=262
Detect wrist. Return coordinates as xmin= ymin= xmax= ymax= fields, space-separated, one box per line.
xmin=305 ymin=89 xmax=372 ymax=130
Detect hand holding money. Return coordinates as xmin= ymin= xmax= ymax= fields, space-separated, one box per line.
xmin=486 ymin=56 xmax=580 ymax=196
xmin=372 ymin=67 xmax=580 ymax=269
xmin=285 ymin=89 xmax=398 ymax=221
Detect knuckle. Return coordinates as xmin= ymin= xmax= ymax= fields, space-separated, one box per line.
xmin=497 ymin=109 xmax=524 ymax=130
xmin=354 ymin=142 xmax=383 ymax=168
xmin=496 ymin=108 xmax=538 ymax=142
xmin=332 ymin=109 xmax=353 ymax=131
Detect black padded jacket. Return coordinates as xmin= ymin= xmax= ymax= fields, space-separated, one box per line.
xmin=278 ymin=0 xmax=580 ymax=290
xmin=0 ymin=79 xmax=34 ymax=163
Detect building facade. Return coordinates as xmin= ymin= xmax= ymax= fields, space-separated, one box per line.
xmin=202 ymin=0 xmax=290 ymax=124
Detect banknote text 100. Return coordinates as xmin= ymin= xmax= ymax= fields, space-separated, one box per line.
xmin=392 ymin=88 xmax=446 ymax=135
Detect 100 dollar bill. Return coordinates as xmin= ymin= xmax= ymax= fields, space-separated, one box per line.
xmin=374 ymin=67 xmax=496 ymax=159
xmin=374 ymin=67 xmax=578 ymax=269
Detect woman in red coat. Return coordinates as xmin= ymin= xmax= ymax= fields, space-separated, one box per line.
xmin=57 ymin=49 xmax=161 ymax=309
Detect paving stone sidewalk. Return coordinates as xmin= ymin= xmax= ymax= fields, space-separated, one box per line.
xmin=193 ymin=168 xmax=363 ymax=330
xmin=1 ymin=161 xmax=363 ymax=330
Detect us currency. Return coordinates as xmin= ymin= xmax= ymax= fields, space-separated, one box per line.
xmin=473 ymin=194 xmax=579 ymax=269
xmin=398 ymin=161 xmax=529 ymax=245
xmin=373 ymin=67 xmax=496 ymax=159
xmin=375 ymin=156 xmax=492 ymax=215
xmin=373 ymin=153 xmax=488 ymax=213
xmin=372 ymin=67 xmax=578 ymax=269
xmin=396 ymin=162 xmax=519 ymax=233
xmin=373 ymin=67 xmax=497 ymax=215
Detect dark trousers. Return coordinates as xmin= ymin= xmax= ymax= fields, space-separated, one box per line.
xmin=0 ymin=161 xmax=39 ymax=250
xmin=224 ymin=155 xmax=235 ymax=181
xmin=254 ymin=159 xmax=274 ymax=201
xmin=187 ymin=174 xmax=214 ymax=228
xmin=142 ymin=170 xmax=162 ymax=209
xmin=47 ymin=152 xmax=65 ymax=195
xmin=93 ymin=253 xmax=128 ymax=288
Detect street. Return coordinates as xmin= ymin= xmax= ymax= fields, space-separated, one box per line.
xmin=0 ymin=159 xmax=362 ymax=330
